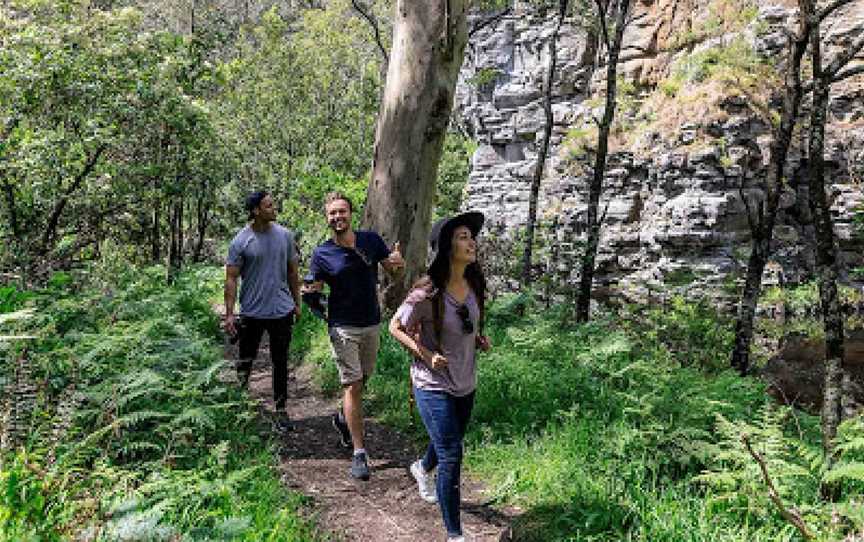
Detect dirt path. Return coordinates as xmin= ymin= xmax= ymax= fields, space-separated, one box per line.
xmin=222 ymin=330 xmax=516 ymax=542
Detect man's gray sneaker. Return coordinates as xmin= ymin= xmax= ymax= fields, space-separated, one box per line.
xmin=351 ymin=452 xmax=370 ymax=480
xmin=274 ymin=411 xmax=295 ymax=434
xmin=332 ymin=410 xmax=351 ymax=448
xmin=410 ymin=460 xmax=437 ymax=503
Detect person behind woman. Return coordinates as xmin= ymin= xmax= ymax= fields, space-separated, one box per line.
xmin=389 ymin=212 xmax=492 ymax=542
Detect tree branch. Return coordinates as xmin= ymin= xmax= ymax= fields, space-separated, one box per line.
xmin=40 ymin=144 xmax=107 ymax=254
xmin=593 ymin=0 xmax=610 ymax=50
xmin=351 ymin=0 xmax=389 ymax=66
xmin=622 ymin=9 xmax=647 ymax=30
xmin=817 ymin=0 xmax=855 ymax=23
xmin=469 ymin=7 xmax=512 ymax=38
xmin=831 ymin=62 xmax=864 ymax=83
xmin=741 ymin=435 xmax=815 ymax=540
xmin=599 ymin=198 xmax=611 ymax=226
xmin=738 ymin=182 xmax=758 ymax=236
xmin=824 ymin=32 xmax=864 ymax=78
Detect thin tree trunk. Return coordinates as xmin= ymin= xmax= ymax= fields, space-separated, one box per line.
xmin=191 ymin=0 xmax=196 ymax=35
xmin=194 ymin=192 xmax=208 ymax=262
xmin=169 ymin=201 xmax=177 ymax=271
xmin=730 ymin=4 xmax=811 ymax=374
xmin=351 ymin=0 xmax=389 ymax=78
xmin=1 ymin=116 xmax=21 ymax=241
xmin=575 ymin=0 xmax=630 ymax=322
xmin=809 ymin=15 xmax=864 ymax=481
xmin=808 ymin=21 xmax=846 ymax=471
xmin=363 ymin=0 xmax=469 ymax=310
xmin=178 ymin=195 xmax=184 ymax=263
xmin=40 ymin=144 xmax=106 ymax=255
xmin=151 ymin=190 xmax=161 ymax=263
xmin=522 ymin=0 xmax=567 ymax=286
xmin=1 ymin=178 xmax=19 ymax=242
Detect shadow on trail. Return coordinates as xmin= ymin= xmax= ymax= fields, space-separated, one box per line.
xmin=221 ymin=333 xmax=516 ymax=541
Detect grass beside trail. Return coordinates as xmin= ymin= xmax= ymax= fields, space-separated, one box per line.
xmin=300 ymin=293 xmax=864 ymax=542
xmin=0 ymin=265 xmax=321 ymax=542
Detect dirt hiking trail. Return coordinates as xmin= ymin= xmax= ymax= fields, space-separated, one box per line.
xmin=221 ymin=327 xmax=518 ymax=541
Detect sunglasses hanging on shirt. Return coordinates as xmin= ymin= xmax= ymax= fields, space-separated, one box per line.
xmin=456 ymin=304 xmax=474 ymax=334
xmin=350 ymin=247 xmax=371 ymax=266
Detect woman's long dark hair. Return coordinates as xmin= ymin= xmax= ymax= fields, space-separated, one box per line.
xmin=410 ymin=239 xmax=486 ymax=346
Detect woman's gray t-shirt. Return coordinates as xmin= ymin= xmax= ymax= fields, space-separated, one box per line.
xmin=226 ymin=224 xmax=298 ymax=319
xmin=396 ymin=288 xmax=480 ymax=397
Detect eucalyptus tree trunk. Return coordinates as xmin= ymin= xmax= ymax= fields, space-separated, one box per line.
xmin=522 ymin=0 xmax=567 ymax=287
xmin=730 ymin=2 xmax=811 ymax=374
xmin=362 ymin=0 xmax=469 ymax=309
xmin=575 ymin=0 xmax=630 ymax=322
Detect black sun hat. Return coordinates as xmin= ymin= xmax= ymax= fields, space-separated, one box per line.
xmin=428 ymin=211 xmax=485 ymax=269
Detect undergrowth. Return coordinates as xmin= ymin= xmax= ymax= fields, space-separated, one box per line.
xmin=300 ymin=292 xmax=864 ymax=541
xmin=0 ymin=265 xmax=320 ymax=541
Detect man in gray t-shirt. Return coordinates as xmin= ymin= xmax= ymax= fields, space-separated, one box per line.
xmin=224 ymin=191 xmax=301 ymax=433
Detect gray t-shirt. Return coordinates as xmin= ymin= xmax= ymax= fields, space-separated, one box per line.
xmin=226 ymin=224 xmax=298 ymax=318
xmin=396 ymin=288 xmax=480 ymax=397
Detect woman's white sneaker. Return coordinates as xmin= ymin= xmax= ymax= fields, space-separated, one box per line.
xmin=409 ymin=460 xmax=437 ymax=503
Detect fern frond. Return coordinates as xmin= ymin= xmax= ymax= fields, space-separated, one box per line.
xmin=172 ymin=407 xmax=215 ymax=431
xmin=119 ymin=441 xmax=163 ymax=457
xmin=823 ymin=462 xmax=864 ymax=485
xmin=192 ymin=360 xmax=227 ymax=387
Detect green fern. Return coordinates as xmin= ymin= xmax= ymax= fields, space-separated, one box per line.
xmin=823 ymin=462 xmax=864 ymax=485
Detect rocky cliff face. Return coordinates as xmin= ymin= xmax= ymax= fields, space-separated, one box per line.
xmin=456 ymin=0 xmax=864 ymax=301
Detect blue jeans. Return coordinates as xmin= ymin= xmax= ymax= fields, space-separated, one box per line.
xmin=414 ymin=387 xmax=475 ymax=538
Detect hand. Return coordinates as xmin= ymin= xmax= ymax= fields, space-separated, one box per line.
xmin=224 ymin=313 xmax=237 ymax=336
xmin=476 ymin=335 xmax=492 ymax=352
xmin=386 ymin=242 xmax=405 ymax=270
xmin=301 ymin=280 xmax=323 ymax=294
xmin=429 ymin=352 xmax=448 ymax=370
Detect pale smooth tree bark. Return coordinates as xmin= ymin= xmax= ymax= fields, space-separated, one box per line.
xmin=363 ymin=0 xmax=469 ymax=309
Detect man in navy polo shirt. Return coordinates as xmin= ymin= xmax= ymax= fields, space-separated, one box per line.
xmin=305 ymin=191 xmax=404 ymax=480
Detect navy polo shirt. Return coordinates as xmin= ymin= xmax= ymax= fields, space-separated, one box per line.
xmin=309 ymin=230 xmax=390 ymax=327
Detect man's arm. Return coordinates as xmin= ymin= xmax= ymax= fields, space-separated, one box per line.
xmin=302 ymin=248 xmax=326 ymax=293
xmin=288 ymin=260 xmax=301 ymax=320
xmin=224 ymin=265 xmax=241 ymax=335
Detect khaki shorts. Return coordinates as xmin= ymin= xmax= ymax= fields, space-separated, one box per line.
xmin=328 ymin=324 xmax=380 ymax=385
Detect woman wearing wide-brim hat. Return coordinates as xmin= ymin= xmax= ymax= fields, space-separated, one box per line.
xmin=389 ymin=211 xmax=491 ymax=542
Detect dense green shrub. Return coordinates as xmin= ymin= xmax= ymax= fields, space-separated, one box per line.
xmin=300 ymin=293 xmax=864 ymax=541
xmin=0 ymin=265 xmax=319 ymax=541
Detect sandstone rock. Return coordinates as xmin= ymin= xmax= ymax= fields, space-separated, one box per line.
xmin=456 ymin=1 xmax=864 ymax=301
